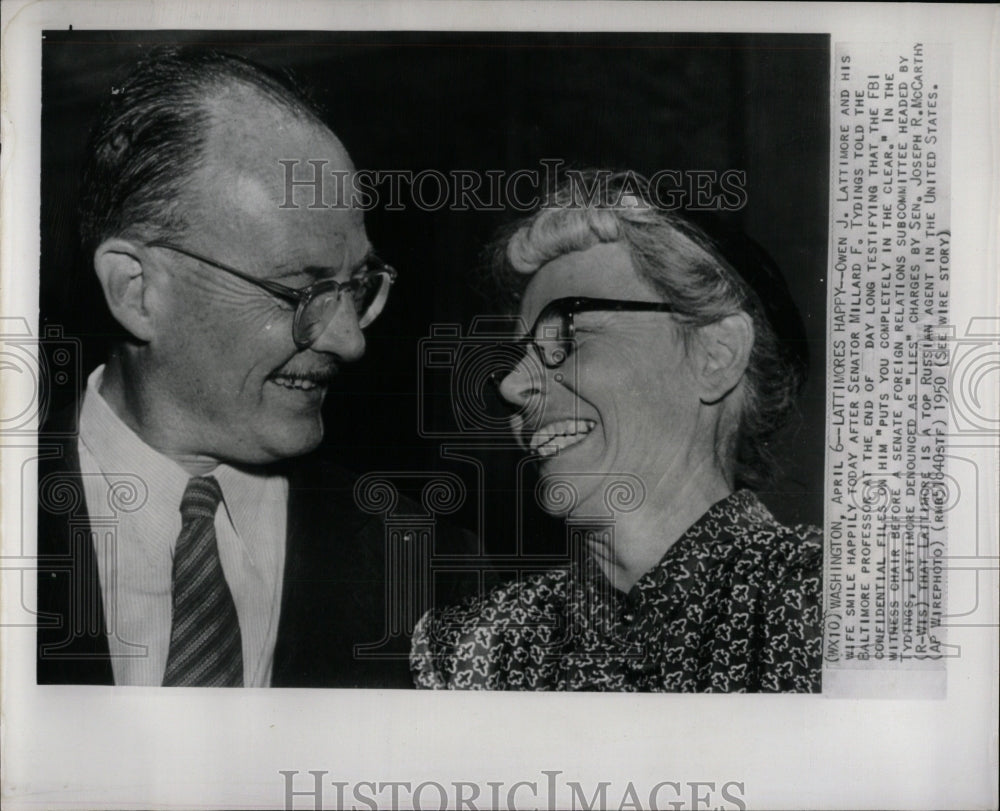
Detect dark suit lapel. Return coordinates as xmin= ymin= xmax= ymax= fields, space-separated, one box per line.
xmin=271 ymin=468 xmax=309 ymax=677
xmin=271 ymin=460 xmax=414 ymax=688
xmin=36 ymin=412 xmax=114 ymax=685
xmin=271 ymin=461 xmax=368 ymax=683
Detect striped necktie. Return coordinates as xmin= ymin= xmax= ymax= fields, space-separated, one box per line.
xmin=162 ymin=476 xmax=244 ymax=687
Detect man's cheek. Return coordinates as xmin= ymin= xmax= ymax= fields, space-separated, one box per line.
xmin=232 ymin=300 xmax=287 ymax=335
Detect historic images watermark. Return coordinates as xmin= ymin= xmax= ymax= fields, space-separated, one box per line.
xmin=278 ymin=160 xmax=748 ymax=213
xmin=280 ymin=769 xmax=748 ymax=811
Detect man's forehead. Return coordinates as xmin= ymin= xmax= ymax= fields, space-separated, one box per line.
xmin=202 ymin=86 xmax=353 ymax=173
xmin=189 ymin=95 xmax=361 ymax=217
xmin=178 ymin=150 xmax=366 ymax=280
xmin=171 ymin=84 xmax=367 ymax=273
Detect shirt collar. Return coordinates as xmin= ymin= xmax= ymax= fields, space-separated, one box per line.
xmin=79 ymin=366 xmax=191 ymax=523
xmin=78 ymin=365 xmax=285 ymax=546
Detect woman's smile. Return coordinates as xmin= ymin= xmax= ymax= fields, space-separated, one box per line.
xmin=529 ymin=418 xmax=597 ymax=457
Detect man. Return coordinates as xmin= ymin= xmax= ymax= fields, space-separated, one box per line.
xmin=36 ymin=48 xmax=447 ymax=687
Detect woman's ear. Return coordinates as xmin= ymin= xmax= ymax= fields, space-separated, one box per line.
xmin=693 ymin=312 xmax=754 ymax=404
xmin=93 ymin=239 xmax=156 ymax=342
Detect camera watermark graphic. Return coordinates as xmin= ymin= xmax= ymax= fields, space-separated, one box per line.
xmin=0 ymin=318 xmax=81 ymax=436
xmin=3 ymin=288 xmax=994 ymax=696
xmin=278 ymin=159 xmax=748 ymax=213
xmin=939 ymin=317 xmax=1000 ymax=437
xmin=280 ymin=769 xmax=748 ymax=811
xmin=351 ymin=470 xmax=484 ymax=660
xmin=35 ymin=468 xmax=151 ymax=661
xmin=418 ymin=315 xmax=582 ymax=441
xmin=0 ymin=319 xmax=154 ymax=664
xmin=352 ymin=461 xmax=654 ymax=663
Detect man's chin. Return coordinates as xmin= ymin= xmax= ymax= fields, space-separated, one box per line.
xmin=237 ymin=417 xmax=325 ymax=466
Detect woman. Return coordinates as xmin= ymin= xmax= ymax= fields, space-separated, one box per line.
xmin=411 ymin=172 xmax=822 ymax=692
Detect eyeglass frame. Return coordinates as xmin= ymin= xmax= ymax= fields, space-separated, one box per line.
xmin=495 ymin=296 xmax=678 ymax=382
xmin=145 ymin=240 xmax=397 ymax=349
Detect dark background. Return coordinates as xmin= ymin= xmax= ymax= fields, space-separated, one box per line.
xmin=41 ymin=30 xmax=829 ymax=557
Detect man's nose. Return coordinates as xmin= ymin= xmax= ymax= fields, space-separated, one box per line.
xmin=497 ymin=353 xmax=544 ymax=408
xmin=308 ymin=302 xmax=366 ymax=361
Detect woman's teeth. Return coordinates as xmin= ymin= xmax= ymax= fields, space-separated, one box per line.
xmin=530 ymin=419 xmax=596 ymax=457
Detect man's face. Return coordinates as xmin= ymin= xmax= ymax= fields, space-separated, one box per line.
xmin=140 ymin=92 xmax=372 ymax=466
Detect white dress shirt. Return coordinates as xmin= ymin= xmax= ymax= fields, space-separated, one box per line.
xmin=77 ymin=366 xmax=288 ymax=686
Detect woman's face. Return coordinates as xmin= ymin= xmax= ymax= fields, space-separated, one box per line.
xmin=498 ymin=241 xmax=713 ymax=517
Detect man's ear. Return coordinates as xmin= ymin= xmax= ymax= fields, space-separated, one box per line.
xmin=693 ymin=312 xmax=754 ymax=404
xmin=93 ymin=239 xmax=156 ymax=342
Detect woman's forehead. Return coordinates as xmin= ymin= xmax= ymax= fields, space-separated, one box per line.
xmin=519 ymin=242 xmax=656 ymax=318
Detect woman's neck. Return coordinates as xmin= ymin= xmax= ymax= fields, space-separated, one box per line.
xmin=581 ymin=462 xmax=733 ymax=592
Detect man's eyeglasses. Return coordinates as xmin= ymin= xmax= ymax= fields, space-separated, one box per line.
xmin=496 ymin=296 xmax=677 ymax=379
xmin=146 ymin=241 xmax=397 ymax=350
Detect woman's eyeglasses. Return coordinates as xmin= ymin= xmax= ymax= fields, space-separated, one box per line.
xmin=146 ymin=240 xmax=397 ymax=350
xmin=493 ymin=296 xmax=677 ymax=381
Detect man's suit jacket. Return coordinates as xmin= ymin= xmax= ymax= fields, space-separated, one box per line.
xmin=36 ymin=409 xmax=481 ymax=688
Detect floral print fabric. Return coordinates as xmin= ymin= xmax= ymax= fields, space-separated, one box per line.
xmin=411 ymin=490 xmax=822 ymax=692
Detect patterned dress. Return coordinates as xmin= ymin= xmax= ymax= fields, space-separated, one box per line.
xmin=410 ymin=490 xmax=822 ymax=692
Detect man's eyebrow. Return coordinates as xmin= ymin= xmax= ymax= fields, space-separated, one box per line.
xmin=270 ymin=265 xmax=334 ymax=282
xmin=271 ymin=248 xmax=376 ymax=282
xmin=346 ymin=248 xmax=378 ymax=274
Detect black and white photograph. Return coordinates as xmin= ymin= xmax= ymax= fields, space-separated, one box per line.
xmin=1 ymin=2 xmax=996 ymax=810
xmin=35 ymin=27 xmax=828 ymax=692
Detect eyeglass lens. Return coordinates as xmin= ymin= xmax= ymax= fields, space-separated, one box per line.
xmin=532 ymin=308 xmax=572 ymax=368
xmin=489 ymin=308 xmax=571 ymax=384
xmin=294 ymin=272 xmax=392 ymax=347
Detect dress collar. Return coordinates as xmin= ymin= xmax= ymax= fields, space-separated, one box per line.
xmin=579 ymin=489 xmax=776 ymax=598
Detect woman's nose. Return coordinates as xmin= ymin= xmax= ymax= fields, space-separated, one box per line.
xmin=497 ymin=353 xmax=543 ymax=408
